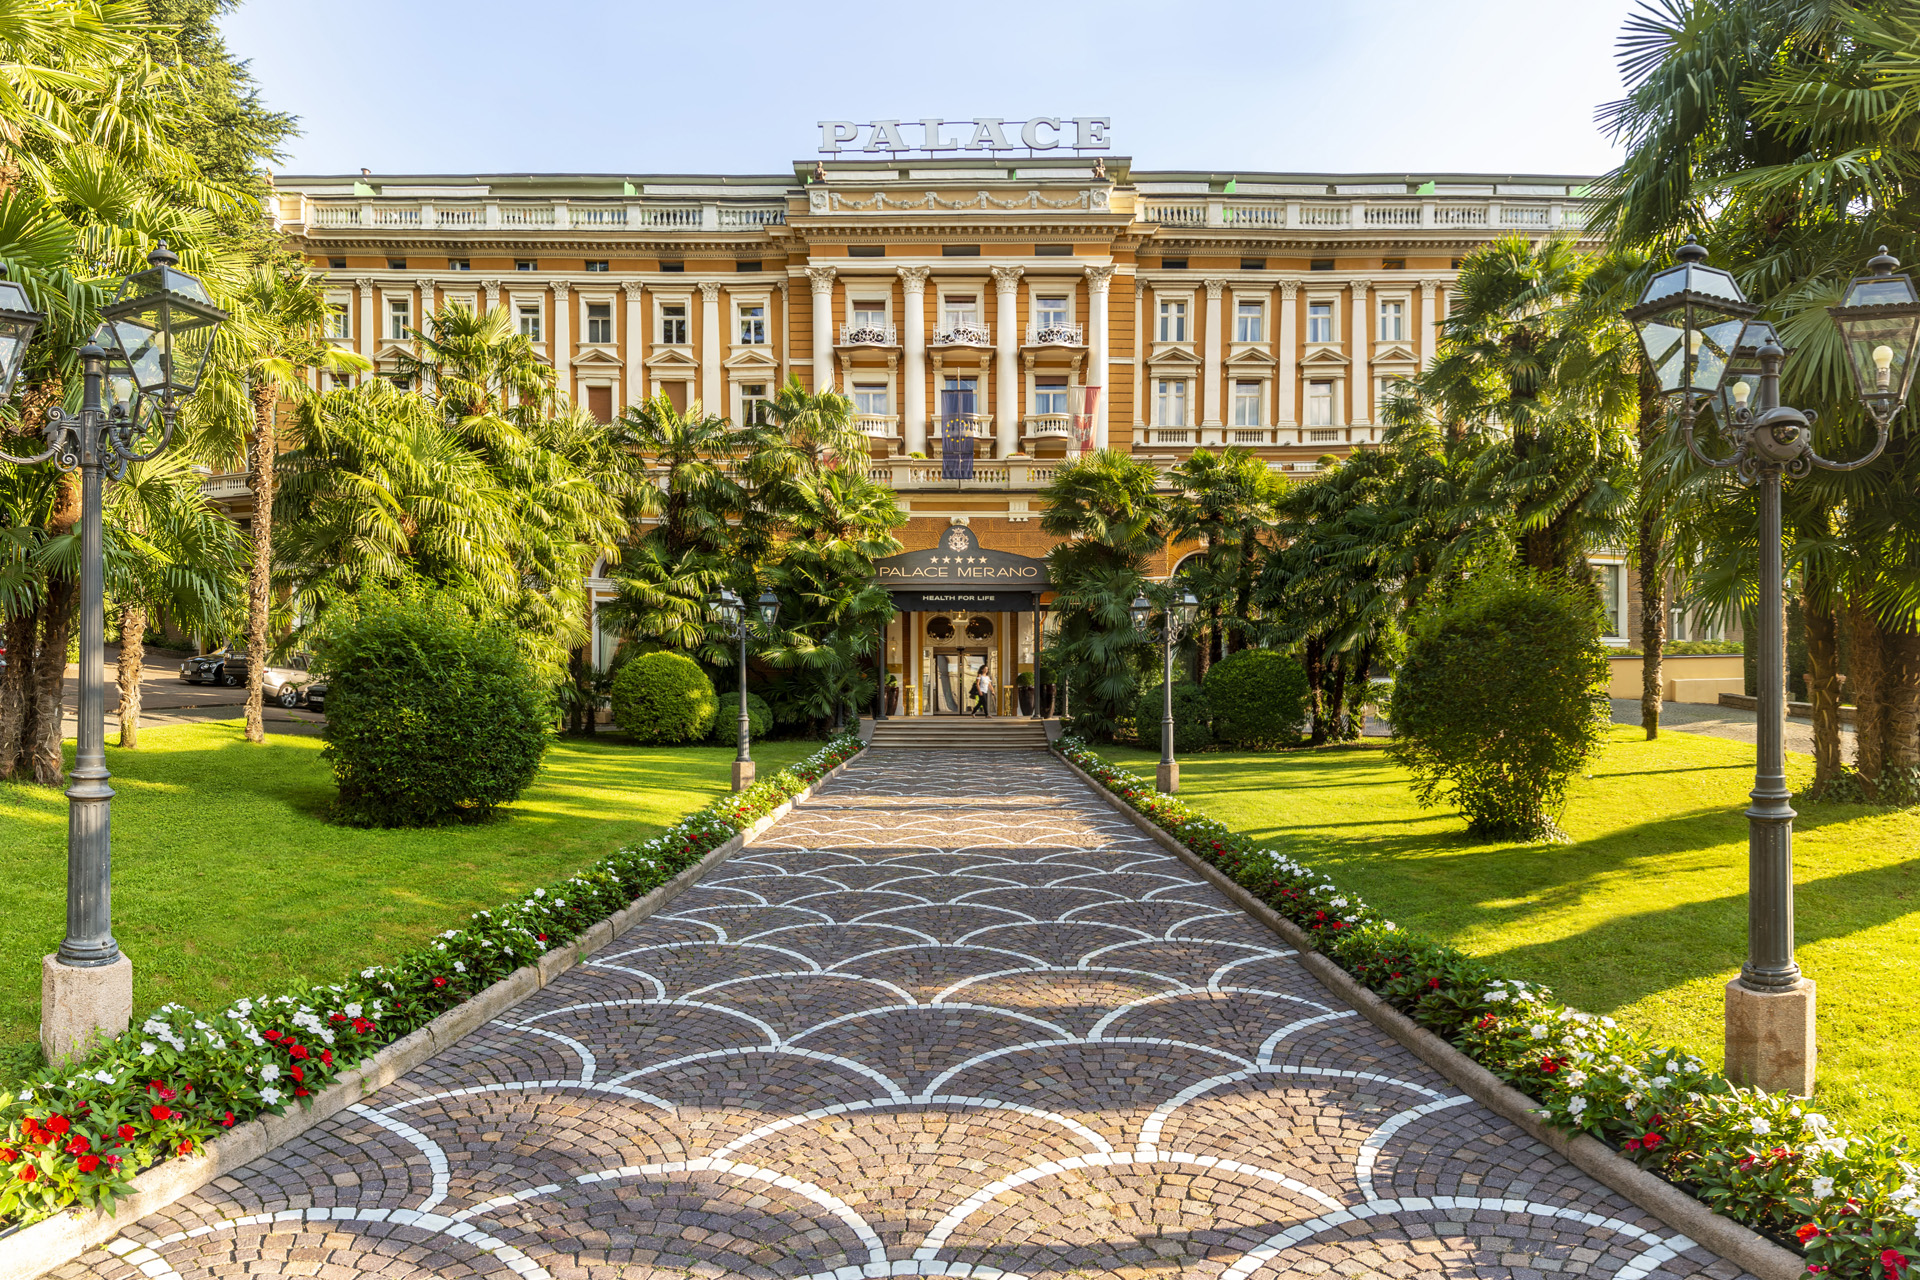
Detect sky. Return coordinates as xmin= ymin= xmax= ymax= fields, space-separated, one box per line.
xmin=222 ymin=0 xmax=1650 ymax=180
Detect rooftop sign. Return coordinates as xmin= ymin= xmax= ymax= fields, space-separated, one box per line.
xmin=818 ymin=118 xmax=1110 ymax=156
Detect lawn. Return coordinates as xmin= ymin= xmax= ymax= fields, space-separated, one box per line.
xmin=0 ymin=721 xmax=823 ymax=1077
xmin=1104 ymin=727 xmax=1920 ymax=1138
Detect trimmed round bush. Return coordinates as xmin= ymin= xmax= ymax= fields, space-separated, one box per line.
xmin=1132 ymin=681 xmax=1213 ymax=753
xmin=611 ymin=651 xmax=717 ymax=744
xmin=314 ymin=585 xmax=549 ymax=828
xmin=1204 ymin=649 xmax=1310 ymax=748
xmin=707 ymin=690 xmax=773 ymax=744
xmin=1388 ymin=571 xmax=1609 ymax=840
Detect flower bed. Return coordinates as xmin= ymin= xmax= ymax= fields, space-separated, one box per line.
xmin=0 ymin=734 xmax=862 ymax=1231
xmin=1055 ymin=736 xmax=1917 ymax=1280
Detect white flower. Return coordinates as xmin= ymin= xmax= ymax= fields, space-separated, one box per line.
xmin=1811 ymin=1176 xmax=1836 ymax=1201
xmin=260 ymin=1087 xmax=284 ymax=1105
xmin=1651 ymin=1076 xmax=1672 ymax=1090
xmin=139 ymin=1041 xmax=157 ymax=1056
xmin=17 ymin=1089 xmax=30 ymax=1101
xmin=93 ymin=1070 xmax=115 ymax=1085
xmin=1564 ymin=1070 xmax=1588 ymax=1088
xmin=1530 ymin=1025 xmax=1549 ymax=1040
xmin=1602 ymin=1017 xmax=1616 ymax=1028
xmin=1811 ymin=1136 xmax=1849 ymax=1158
xmin=1751 ymin=1118 xmax=1772 ymax=1136
xmin=343 ymin=1003 xmax=362 ymax=1019
xmin=1486 ymin=990 xmax=1509 ymax=1003
xmin=260 ymin=1064 xmax=280 ymax=1081
xmin=534 ymin=888 xmax=546 ymax=897
xmin=452 ymin=961 xmax=466 ymax=973
xmin=1804 ymin=1112 xmax=1830 ymax=1132
xmin=1568 ymin=1096 xmax=1588 ymax=1117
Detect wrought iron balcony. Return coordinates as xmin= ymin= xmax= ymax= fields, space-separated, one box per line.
xmin=839 ymin=322 xmax=898 ymax=346
xmin=1024 ymin=323 xmax=1084 ymax=346
xmin=930 ymin=322 xmax=991 ymax=348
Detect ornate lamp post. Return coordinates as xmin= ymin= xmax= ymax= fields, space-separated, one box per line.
xmin=1130 ymin=586 xmax=1200 ymax=794
xmin=0 ymin=244 xmax=227 ymax=1062
xmin=1625 ymin=239 xmax=1920 ymax=1096
xmin=709 ymin=586 xmax=779 ymax=791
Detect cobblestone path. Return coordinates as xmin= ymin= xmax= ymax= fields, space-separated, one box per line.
xmin=67 ymin=751 xmax=1754 ymax=1280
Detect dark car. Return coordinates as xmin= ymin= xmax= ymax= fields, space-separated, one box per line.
xmin=178 ymin=646 xmax=235 ymax=686
xmin=301 ymin=682 xmax=327 ymax=713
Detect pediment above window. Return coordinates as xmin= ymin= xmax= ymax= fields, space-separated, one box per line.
xmin=723 ymin=346 xmax=778 ymax=370
xmin=645 ymin=347 xmax=700 ymax=369
xmin=1301 ymin=346 xmax=1352 ymax=367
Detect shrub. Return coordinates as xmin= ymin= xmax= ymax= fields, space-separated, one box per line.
xmin=1204 ymin=649 xmax=1310 ymax=747
xmin=313 ymin=584 xmax=549 ymax=828
xmin=1388 ymin=571 xmax=1609 ymax=840
xmin=707 ymin=690 xmax=773 ymax=744
xmin=611 ymin=651 xmax=717 ymax=744
xmin=1132 ymin=681 xmax=1213 ymax=753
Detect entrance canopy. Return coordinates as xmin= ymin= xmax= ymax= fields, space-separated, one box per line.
xmin=872 ymin=524 xmax=1050 ymax=598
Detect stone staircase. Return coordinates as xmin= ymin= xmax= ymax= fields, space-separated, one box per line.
xmin=867 ymin=717 xmax=1051 ymax=751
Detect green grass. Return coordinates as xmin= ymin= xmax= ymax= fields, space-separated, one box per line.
xmin=0 ymin=721 xmax=823 ymax=1075
xmin=1104 ymin=728 xmax=1920 ymax=1138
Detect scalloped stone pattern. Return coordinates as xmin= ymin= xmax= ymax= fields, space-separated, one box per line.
xmin=57 ymin=752 xmax=1756 ymax=1280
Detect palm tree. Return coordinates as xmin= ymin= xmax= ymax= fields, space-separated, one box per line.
xmin=1166 ymin=447 xmax=1282 ymax=668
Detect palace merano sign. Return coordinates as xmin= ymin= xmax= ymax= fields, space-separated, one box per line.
xmin=818 ymin=118 xmax=1111 ymax=156
xmin=872 ymin=525 xmax=1050 ymax=590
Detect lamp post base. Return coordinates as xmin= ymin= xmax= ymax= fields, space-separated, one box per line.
xmin=1156 ymin=761 xmax=1179 ymax=794
xmin=731 ymin=760 xmax=755 ymax=792
xmin=40 ymin=953 xmax=133 ymax=1065
xmin=1724 ymin=977 xmax=1816 ymax=1096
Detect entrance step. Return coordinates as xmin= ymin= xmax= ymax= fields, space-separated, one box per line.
xmin=868 ymin=718 xmax=1050 ymax=751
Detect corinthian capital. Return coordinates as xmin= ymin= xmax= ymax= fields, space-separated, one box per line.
xmin=622 ymin=280 xmax=645 ymax=299
xmin=807 ymin=265 xmax=837 ymax=295
xmin=698 ymin=281 xmax=722 ymax=302
xmin=353 ymin=277 xmax=376 ymax=294
xmin=898 ymin=265 xmax=932 ymax=295
xmin=1204 ymin=278 xmax=1227 ymax=300
xmin=991 ymin=264 xmax=1025 ymax=295
xmin=550 ymin=279 xmax=571 ymax=300
xmin=1084 ymin=264 xmax=1115 ymax=293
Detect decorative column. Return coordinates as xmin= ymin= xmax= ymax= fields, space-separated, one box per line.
xmin=1085 ymin=265 xmax=1113 ymax=450
xmin=1131 ymin=281 xmax=1146 ymax=441
xmin=354 ymin=278 xmax=375 ymax=373
xmin=1277 ymin=281 xmax=1299 ymax=425
xmin=900 ymin=266 xmax=930 ymax=454
xmin=808 ymin=266 xmax=837 ymax=393
xmin=1202 ymin=278 xmax=1226 ymax=434
xmin=481 ymin=278 xmax=501 ymax=314
xmin=993 ymin=265 xmax=1023 ymax=458
xmin=1349 ymin=277 xmax=1371 ymax=426
xmin=698 ymin=281 xmax=723 ymax=413
xmin=623 ymin=281 xmax=647 ymax=407
xmin=413 ymin=280 xmax=436 ymax=397
xmin=1419 ymin=278 xmax=1442 ymax=373
xmin=551 ymin=279 xmax=572 ymax=406
xmin=775 ymin=278 xmax=790 ymax=388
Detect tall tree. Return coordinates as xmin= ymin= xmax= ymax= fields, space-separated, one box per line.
xmin=1165 ymin=447 xmax=1282 ymax=669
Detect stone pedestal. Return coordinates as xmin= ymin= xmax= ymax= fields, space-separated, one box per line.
xmin=1725 ymin=977 xmax=1816 ymax=1096
xmin=1156 ymin=761 xmax=1179 ymax=794
xmin=731 ymin=760 xmax=755 ymax=792
xmin=41 ymin=953 xmax=133 ymax=1064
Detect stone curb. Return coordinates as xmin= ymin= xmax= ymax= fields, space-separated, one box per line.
xmin=1051 ymin=748 xmax=1804 ymax=1280
xmin=0 ymin=751 xmax=859 ymax=1280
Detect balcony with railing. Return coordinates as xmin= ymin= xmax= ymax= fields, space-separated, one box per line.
xmin=934 ymin=413 xmax=994 ymax=439
xmin=1139 ymin=194 xmax=1585 ymax=234
xmin=866 ymin=456 xmax=1061 ymax=490
xmin=294 ymin=198 xmax=788 ymax=234
xmin=839 ymin=322 xmax=898 ymax=347
xmin=1023 ymin=414 xmax=1073 ymax=440
xmin=1023 ymin=323 xmax=1083 ymax=347
xmin=199 ymin=472 xmax=251 ymax=502
xmin=853 ymin=414 xmax=900 ymax=439
xmin=930 ymin=322 xmax=992 ymax=348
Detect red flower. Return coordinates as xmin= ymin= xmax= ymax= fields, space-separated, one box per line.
xmin=64 ymin=1135 xmax=90 ymax=1154
xmin=535 ymin=934 xmax=548 ymax=942
xmin=351 ymin=1018 xmax=374 ymax=1035
xmin=1641 ymin=1133 xmax=1663 ymax=1151
xmin=1625 ymin=1137 xmax=1642 ymax=1151
xmin=177 ymin=1139 xmax=193 ymax=1155
xmin=1540 ymin=1057 xmax=1559 ymax=1074
xmin=1883 ymin=1249 xmax=1909 ymax=1279
xmin=105 ymin=1154 xmax=121 ymax=1167
xmin=150 ymin=1083 xmax=176 ymax=1101
xmin=320 ymin=1050 xmax=333 ymax=1066
xmin=1427 ymin=978 xmax=1441 ymax=989
xmin=289 ymin=1065 xmax=304 ymax=1083
xmin=76 ymin=1153 xmax=99 ymax=1173
xmin=1797 ymin=1225 xmax=1823 ymax=1244
xmin=289 ymin=1044 xmax=309 ymax=1060
xmin=46 ymin=1114 xmax=69 ymax=1135
xmin=149 ymin=1105 xmax=173 ymax=1122
xmin=19 ymin=1165 xmax=37 ymax=1182
xmin=263 ymin=1030 xmax=282 ymax=1041
xmin=117 ymin=1124 xmax=137 ymax=1141
xmin=1474 ymin=1016 xmax=1499 ymax=1031
xmin=294 ymin=1087 xmax=309 ymax=1098
xmin=222 ymin=1112 xmax=236 ymax=1128
xmin=330 ymin=1013 xmax=347 ymax=1023
xmin=0 ymin=1148 xmax=14 ymax=1161
xmin=432 ymin=977 xmax=448 ymax=988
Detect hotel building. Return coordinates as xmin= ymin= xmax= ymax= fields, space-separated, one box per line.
xmin=264 ymin=153 xmax=1603 ymax=714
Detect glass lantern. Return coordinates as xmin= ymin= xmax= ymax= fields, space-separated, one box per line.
xmin=0 ymin=264 xmax=45 ymax=402
xmin=98 ymin=243 xmax=228 ymax=409
xmin=755 ymin=590 xmax=780 ymax=631
xmin=711 ymin=586 xmax=742 ymax=630
xmin=1129 ymin=593 xmax=1152 ymax=634
xmin=1624 ymin=237 xmax=1758 ymax=403
xmin=1827 ymin=248 xmax=1920 ymax=426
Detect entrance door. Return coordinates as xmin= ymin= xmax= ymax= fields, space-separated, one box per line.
xmin=931 ymin=648 xmax=990 ymax=715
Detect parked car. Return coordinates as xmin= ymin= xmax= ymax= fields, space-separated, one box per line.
xmin=178 ymin=646 xmax=235 ymax=685
xmin=301 ymin=682 xmax=327 ymax=713
xmin=221 ymin=651 xmax=319 ymax=708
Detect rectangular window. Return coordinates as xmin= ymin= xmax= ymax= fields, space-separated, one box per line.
xmin=387 ymin=298 xmax=410 ymax=339
xmin=1157 ymin=299 xmax=1188 ymax=342
xmin=659 ymin=260 xmax=684 ymax=272
xmin=740 ymin=382 xmax=770 ymax=424
xmin=1235 ymin=300 xmax=1264 ymax=343
xmin=847 ymin=245 xmax=885 ymax=258
xmin=851 ymin=300 xmax=888 ymax=328
xmin=328 ymin=257 xmax=346 ymax=270
xmin=943 ymin=295 xmax=978 ymax=328
xmin=1598 ymin=563 xmax=1623 ymax=637
xmin=1036 ymin=295 xmax=1069 ymax=330
xmin=586 ymin=302 xmax=612 ymax=344
xmin=326 ymin=303 xmax=350 ymax=340
xmin=1307 ymin=302 xmax=1334 ymax=344
xmin=665 ymin=380 xmax=688 ymax=412
xmin=1307 ymin=380 xmax=1334 ymax=426
xmin=1382 ymin=258 xmax=1406 ymax=270
xmin=586 ymin=384 xmax=613 ymax=424
xmin=387 ymin=258 xmax=406 ymax=271
xmin=1240 ymin=257 xmax=1266 ymax=271
xmin=738 ymin=303 xmax=766 ymax=344
xmin=852 ymin=383 xmax=889 ymax=416
xmin=447 ymin=258 xmax=470 ymax=271
xmin=942 ymin=244 xmax=980 ymax=257
xmin=585 ymin=260 xmax=609 ymax=272
xmin=515 ymin=260 xmax=536 ymax=271
xmin=517 ymin=304 xmax=542 ymax=341
xmin=1161 ymin=258 xmax=1188 ymax=270
xmin=1156 ymin=378 xmax=1188 ymax=426
xmin=659 ymin=304 xmax=688 ymax=344
xmin=1033 ymin=376 xmax=1069 ymax=416
xmin=1034 ymin=244 xmax=1072 ymax=256
xmin=1379 ymin=300 xmax=1405 ymax=342
xmin=1232 ymin=380 xmax=1262 ymax=426
xmin=1310 ymin=259 xmax=1335 ymax=271
xmin=736 ymin=260 xmax=762 ymax=272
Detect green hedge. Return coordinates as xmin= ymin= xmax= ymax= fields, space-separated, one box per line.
xmin=611 ymin=651 xmax=717 ymax=745
xmin=1204 ymin=649 xmax=1310 ymax=747
xmin=1132 ymin=681 xmax=1213 ymax=753
xmin=314 ymin=585 xmax=548 ymax=828
xmin=708 ymin=690 xmax=773 ymax=744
